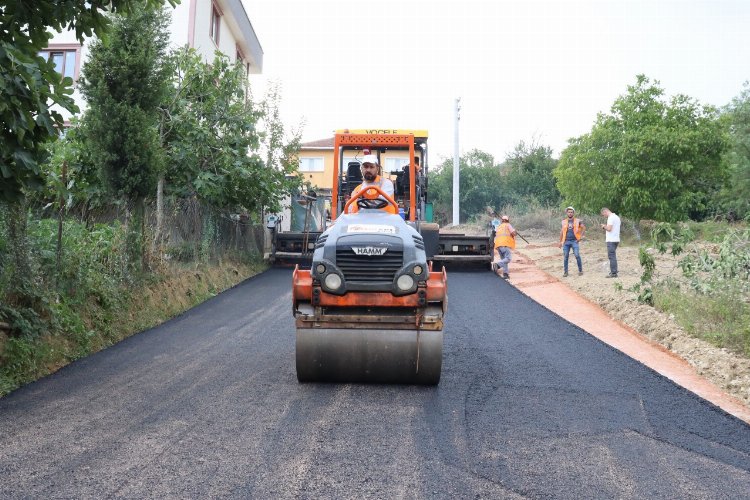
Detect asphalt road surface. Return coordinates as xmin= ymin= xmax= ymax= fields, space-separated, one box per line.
xmin=2 ymin=268 xmax=750 ymax=498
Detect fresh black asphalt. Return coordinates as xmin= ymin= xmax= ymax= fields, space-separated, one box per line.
xmin=1 ymin=267 xmax=749 ymax=498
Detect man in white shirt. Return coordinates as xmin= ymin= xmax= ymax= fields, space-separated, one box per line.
xmin=600 ymin=207 xmax=621 ymax=278
xmin=346 ymin=154 xmax=396 ymax=214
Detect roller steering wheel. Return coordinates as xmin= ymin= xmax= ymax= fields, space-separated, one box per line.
xmin=343 ymin=185 xmax=399 ymax=214
xmin=357 ymin=198 xmax=389 ymax=209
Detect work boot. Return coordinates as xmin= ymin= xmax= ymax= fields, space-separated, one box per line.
xmin=578 ymin=271 xmax=583 ymax=276
xmin=606 ymin=273 xmax=618 ymax=278
xmin=563 ymin=272 xmax=568 ymax=277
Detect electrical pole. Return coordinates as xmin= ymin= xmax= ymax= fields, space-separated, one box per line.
xmin=452 ymin=97 xmax=461 ymax=226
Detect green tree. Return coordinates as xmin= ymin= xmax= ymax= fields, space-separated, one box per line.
xmin=258 ymin=81 xmax=303 ymax=214
xmin=78 ymin=6 xmax=173 ymax=269
xmin=719 ymin=82 xmax=750 ymax=220
xmin=161 ymin=49 xmax=295 ymax=213
xmin=503 ymin=140 xmax=561 ymax=207
xmin=555 ymin=75 xmax=729 ymax=223
xmin=428 ymin=149 xmax=506 ymax=225
xmin=30 ymin=121 xmax=103 ymax=222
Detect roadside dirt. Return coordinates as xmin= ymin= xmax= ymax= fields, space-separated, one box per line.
xmin=509 ymin=228 xmax=750 ymax=410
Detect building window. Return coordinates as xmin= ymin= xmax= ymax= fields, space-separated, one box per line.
xmin=210 ymin=4 xmax=221 ymax=46
xmin=299 ymin=157 xmax=324 ymax=172
xmin=39 ymin=45 xmax=80 ymax=80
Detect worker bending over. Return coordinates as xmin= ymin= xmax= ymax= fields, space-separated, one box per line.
xmin=492 ymin=215 xmax=517 ymax=280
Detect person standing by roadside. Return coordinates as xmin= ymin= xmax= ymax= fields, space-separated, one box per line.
xmin=492 ymin=215 xmax=517 ymax=280
xmin=600 ymin=207 xmax=621 ymax=278
xmin=558 ymin=206 xmax=585 ymax=277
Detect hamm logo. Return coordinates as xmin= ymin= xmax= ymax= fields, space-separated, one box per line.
xmin=352 ymin=246 xmax=387 ymax=256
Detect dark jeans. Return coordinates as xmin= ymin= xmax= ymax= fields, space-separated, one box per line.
xmin=562 ymin=241 xmax=582 ymax=273
xmin=607 ymin=241 xmax=619 ymax=274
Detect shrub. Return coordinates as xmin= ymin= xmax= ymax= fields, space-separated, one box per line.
xmin=636 ymin=222 xmax=750 ymax=355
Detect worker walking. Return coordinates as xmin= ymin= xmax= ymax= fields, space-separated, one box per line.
xmin=492 ymin=215 xmax=517 ymax=280
xmin=558 ymin=206 xmax=585 ymax=277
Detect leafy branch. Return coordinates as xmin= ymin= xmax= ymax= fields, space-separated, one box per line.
xmin=635 ymin=222 xmax=750 ymax=304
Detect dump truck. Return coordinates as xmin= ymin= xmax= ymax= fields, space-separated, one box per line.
xmin=292 ymin=130 xmax=450 ymax=384
xmin=273 ymin=129 xmax=494 ymax=268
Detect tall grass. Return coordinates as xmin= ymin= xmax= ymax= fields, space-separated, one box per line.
xmin=654 ymin=282 xmax=750 ymax=356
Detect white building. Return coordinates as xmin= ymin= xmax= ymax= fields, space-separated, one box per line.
xmin=44 ymin=0 xmax=263 ymax=123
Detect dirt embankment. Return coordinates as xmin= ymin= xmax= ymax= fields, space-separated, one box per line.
xmin=513 ymin=229 xmax=750 ymax=409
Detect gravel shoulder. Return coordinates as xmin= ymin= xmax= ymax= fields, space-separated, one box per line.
xmin=513 ymin=229 xmax=750 ymax=410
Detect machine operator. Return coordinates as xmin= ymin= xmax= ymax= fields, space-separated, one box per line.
xmin=346 ymin=154 xmax=397 ymax=214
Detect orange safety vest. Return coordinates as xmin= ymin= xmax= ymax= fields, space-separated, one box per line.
xmin=494 ymin=222 xmax=516 ymax=249
xmin=560 ymin=217 xmax=584 ymax=242
xmin=347 ymin=176 xmax=397 ymax=214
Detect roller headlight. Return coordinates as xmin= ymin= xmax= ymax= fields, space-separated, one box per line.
xmin=413 ymin=265 xmax=423 ymax=276
xmin=316 ymin=263 xmax=326 ymax=274
xmin=324 ymin=273 xmax=342 ymax=290
xmin=396 ymin=274 xmax=415 ymax=291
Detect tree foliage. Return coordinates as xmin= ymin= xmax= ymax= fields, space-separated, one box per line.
xmin=0 ymin=0 xmax=177 ymax=203
xmin=429 ymin=149 xmax=504 ymax=225
xmin=555 ymin=75 xmax=729 ymax=222
xmin=719 ymin=81 xmax=750 ymax=220
xmin=76 ymin=6 xmax=173 ymax=269
xmin=0 ymin=34 xmax=72 ymax=202
xmin=428 ymin=143 xmax=561 ymax=225
xmin=503 ymin=140 xmax=561 ymax=207
xmin=78 ymin=7 xmax=172 ymax=202
xmin=257 ymin=81 xmax=303 ymax=213
xmin=28 ymin=121 xmax=104 ymax=223
xmin=161 ymin=49 xmax=299 ymax=213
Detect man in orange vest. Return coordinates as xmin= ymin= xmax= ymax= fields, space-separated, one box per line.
xmin=558 ymin=206 xmax=585 ymax=277
xmin=346 ymin=154 xmax=397 ymax=214
xmin=492 ymin=215 xmax=517 ymax=280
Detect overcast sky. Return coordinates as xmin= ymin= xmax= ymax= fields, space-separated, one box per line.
xmin=243 ymin=0 xmax=749 ymax=164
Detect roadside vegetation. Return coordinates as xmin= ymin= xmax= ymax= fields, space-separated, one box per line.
xmin=0 ymin=213 xmax=268 ymax=396
xmin=636 ymin=222 xmax=750 ymax=357
xmin=0 ymin=3 xmax=299 ymax=395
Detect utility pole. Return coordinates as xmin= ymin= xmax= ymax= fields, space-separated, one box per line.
xmin=452 ymin=97 xmax=461 ymax=226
